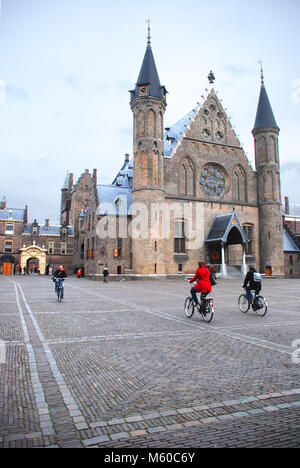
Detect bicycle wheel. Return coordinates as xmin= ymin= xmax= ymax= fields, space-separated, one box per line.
xmin=238 ymin=294 xmax=250 ymax=313
xmin=184 ymin=297 xmax=194 ymax=318
xmin=57 ymin=287 xmax=62 ymax=302
xmin=255 ymin=296 xmax=267 ymax=317
xmin=201 ymin=300 xmax=214 ymax=323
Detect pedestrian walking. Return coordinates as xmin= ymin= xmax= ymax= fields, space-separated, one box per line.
xmin=103 ymin=267 xmax=109 ymax=284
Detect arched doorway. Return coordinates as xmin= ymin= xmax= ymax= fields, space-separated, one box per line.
xmin=20 ymin=244 xmax=47 ymax=275
xmin=27 ymin=257 xmax=40 ymax=274
xmin=0 ymin=255 xmax=15 ymax=275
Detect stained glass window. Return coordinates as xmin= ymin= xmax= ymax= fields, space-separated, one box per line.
xmin=200 ymin=165 xmax=226 ymax=197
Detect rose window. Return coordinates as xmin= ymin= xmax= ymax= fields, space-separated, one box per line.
xmin=200 ymin=165 xmax=226 ymax=197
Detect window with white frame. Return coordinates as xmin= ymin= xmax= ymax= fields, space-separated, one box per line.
xmin=48 ymin=242 xmax=54 ymax=254
xmin=4 ymin=241 xmax=13 ymax=253
xmin=174 ymin=220 xmax=186 ymax=254
xmin=61 ymin=243 xmax=67 ymax=255
xmin=5 ymin=223 xmax=14 ymax=235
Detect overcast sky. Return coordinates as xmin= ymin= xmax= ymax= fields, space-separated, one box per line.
xmin=0 ymin=0 xmax=299 ymax=223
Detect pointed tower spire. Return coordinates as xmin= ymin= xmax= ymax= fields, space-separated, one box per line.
xmin=130 ymin=22 xmax=167 ymax=103
xmin=253 ymin=66 xmax=279 ymax=131
xmin=252 ymin=68 xmax=284 ymax=276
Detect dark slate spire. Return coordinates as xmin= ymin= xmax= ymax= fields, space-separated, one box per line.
xmin=253 ymin=79 xmax=279 ymax=131
xmin=130 ymin=25 xmax=167 ymax=103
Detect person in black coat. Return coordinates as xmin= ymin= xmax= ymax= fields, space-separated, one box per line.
xmin=53 ymin=266 xmax=67 ymax=297
xmin=103 ymin=267 xmax=109 ymax=284
xmin=243 ymin=265 xmax=261 ymax=302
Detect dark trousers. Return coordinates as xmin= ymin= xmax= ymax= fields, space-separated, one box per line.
xmin=191 ymin=287 xmax=208 ymax=305
xmin=245 ymin=286 xmax=261 ymax=301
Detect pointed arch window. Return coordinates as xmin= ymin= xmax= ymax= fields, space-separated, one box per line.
xmin=179 ymin=157 xmax=195 ymax=196
xmin=243 ymin=224 xmax=254 ymax=256
xmin=147 ymin=109 xmax=156 ymax=138
xmin=232 ymin=166 xmax=247 ymax=203
xmin=137 ymin=111 xmax=145 ymax=138
xmin=259 ymin=136 xmax=268 ymax=163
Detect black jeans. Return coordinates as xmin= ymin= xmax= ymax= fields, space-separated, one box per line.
xmin=191 ymin=287 xmax=208 ymax=305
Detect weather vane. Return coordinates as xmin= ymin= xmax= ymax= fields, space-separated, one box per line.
xmin=208 ymin=70 xmax=215 ymax=85
xmin=146 ymin=18 xmax=151 ymax=44
xmin=258 ymin=60 xmax=264 ymax=84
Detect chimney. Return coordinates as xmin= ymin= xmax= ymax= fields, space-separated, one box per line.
xmin=284 ymin=196 xmax=290 ymax=215
xmin=69 ymin=173 xmax=74 ymax=191
xmin=0 ymin=196 xmax=7 ymax=210
xmin=45 ymin=219 xmax=50 ymax=228
xmin=24 ymin=205 xmax=28 ymax=224
xmin=93 ymin=169 xmax=97 ymax=184
xmin=125 ymin=153 xmax=130 ymax=162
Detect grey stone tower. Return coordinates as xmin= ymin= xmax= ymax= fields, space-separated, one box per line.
xmin=129 ymin=28 xmax=167 ymax=274
xmin=252 ymin=72 xmax=284 ymax=275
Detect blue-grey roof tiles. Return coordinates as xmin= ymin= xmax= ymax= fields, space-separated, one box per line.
xmin=283 ymin=229 xmax=300 ymax=252
xmin=164 ymin=106 xmax=199 ymax=157
xmin=253 ymin=83 xmax=279 ymax=130
xmin=97 ymin=185 xmax=132 ymax=216
xmin=0 ymin=208 xmax=26 ymax=221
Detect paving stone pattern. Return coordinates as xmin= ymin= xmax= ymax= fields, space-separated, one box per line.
xmin=0 ymin=276 xmax=299 ymax=448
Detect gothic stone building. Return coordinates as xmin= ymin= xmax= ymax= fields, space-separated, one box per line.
xmin=0 ymin=197 xmax=74 ymax=275
xmin=68 ymin=35 xmax=286 ymax=279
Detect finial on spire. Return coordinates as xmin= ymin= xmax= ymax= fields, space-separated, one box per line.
xmin=208 ymin=70 xmax=215 ymax=85
xmin=258 ymin=60 xmax=264 ymax=84
xmin=146 ymin=18 xmax=151 ymax=45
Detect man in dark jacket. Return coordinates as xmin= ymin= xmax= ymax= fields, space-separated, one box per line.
xmin=53 ymin=265 xmax=67 ymax=298
xmin=243 ymin=265 xmax=261 ymax=302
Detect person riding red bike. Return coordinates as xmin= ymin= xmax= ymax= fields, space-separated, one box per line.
xmin=189 ymin=262 xmax=212 ymax=308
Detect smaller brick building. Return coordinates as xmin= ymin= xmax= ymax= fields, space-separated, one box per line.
xmin=0 ymin=197 xmax=74 ymax=275
xmin=283 ymin=197 xmax=300 ymax=278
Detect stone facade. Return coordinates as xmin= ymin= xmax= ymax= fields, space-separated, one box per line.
xmin=69 ymin=37 xmax=286 ymax=279
xmin=0 ymin=201 xmax=74 ymax=275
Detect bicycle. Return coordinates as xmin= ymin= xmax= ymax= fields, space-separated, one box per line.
xmin=238 ymin=289 xmax=267 ymax=316
xmin=184 ymin=284 xmax=214 ymax=323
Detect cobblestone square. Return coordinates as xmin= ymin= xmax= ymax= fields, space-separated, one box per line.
xmin=0 ymin=275 xmax=299 ymax=448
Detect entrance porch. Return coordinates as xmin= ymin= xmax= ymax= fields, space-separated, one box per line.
xmin=206 ymin=211 xmax=248 ymax=277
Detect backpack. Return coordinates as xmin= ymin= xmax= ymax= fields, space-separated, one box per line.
xmin=209 ymin=271 xmax=217 ymax=286
xmin=253 ymin=272 xmax=262 ymax=282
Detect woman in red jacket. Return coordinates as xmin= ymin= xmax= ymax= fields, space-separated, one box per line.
xmin=189 ymin=262 xmax=212 ymax=307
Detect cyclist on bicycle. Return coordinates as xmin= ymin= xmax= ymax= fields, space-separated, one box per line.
xmin=53 ymin=265 xmax=67 ymax=298
xmin=243 ymin=265 xmax=261 ymax=304
xmin=189 ymin=262 xmax=211 ymax=308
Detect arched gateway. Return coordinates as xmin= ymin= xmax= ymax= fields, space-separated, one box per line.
xmin=20 ymin=243 xmax=47 ymax=275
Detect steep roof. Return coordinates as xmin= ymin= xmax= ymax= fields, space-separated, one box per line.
xmin=0 ymin=208 xmax=26 ymax=221
xmin=283 ymin=229 xmax=300 ymax=252
xmin=130 ymin=42 xmax=166 ymax=102
xmin=253 ymin=83 xmax=279 ymax=131
xmin=206 ymin=212 xmax=247 ymax=244
xmin=97 ymin=185 xmax=132 ymax=215
xmin=23 ymin=224 xmax=74 ymax=236
xmin=163 ymin=88 xmax=243 ymax=159
xmin=164 ymin=106 xmax=200 ymax=157
xmin=112 ymin=158 xmax=133 ymax=188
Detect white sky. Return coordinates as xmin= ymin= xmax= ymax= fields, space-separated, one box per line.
xmin=0 ymin=0 xmax=299 ymax=223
